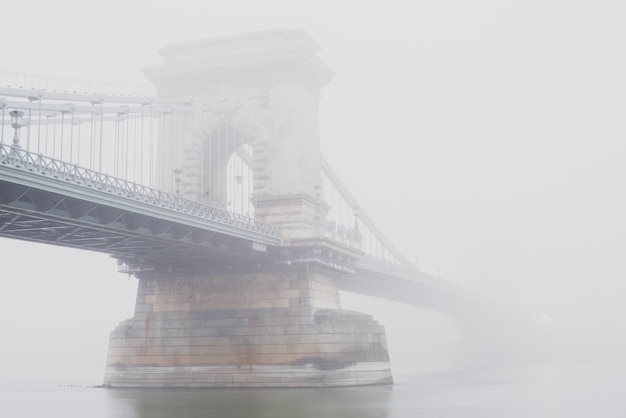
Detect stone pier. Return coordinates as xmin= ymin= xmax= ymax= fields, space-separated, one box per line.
xmin=104 ymin=29 xmax=394 ymax=388
xmin=104 ymin=266 xmax=393 ymax=387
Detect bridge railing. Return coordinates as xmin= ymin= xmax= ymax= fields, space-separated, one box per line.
xmin=0 ymin=143 xmax=281 ymax=239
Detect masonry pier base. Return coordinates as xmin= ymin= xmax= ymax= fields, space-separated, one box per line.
xmin=104 ymin=267 xmax=393 ymax=388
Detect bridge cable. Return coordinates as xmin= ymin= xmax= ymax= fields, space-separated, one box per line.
xmin=125 ymin=109 xmax=130 ymax=181
xmin=228 ymin=121 xmax=232 ymax=212
xmin=114 ymin=114 xmax=119 ymax=177
xmin=206 ymin=116 xmax=212 ymax=204
xmin=149 ymin=103 xmax=153 ymax=188
xmin=229 ymin=117 xmax=233 ymax=211
xmin=120 ymin=111 xmax=125 ymax=178
xmin=166 ymin=111 xmax=171 ymax=192
xmin=216 ymin=115 xmax=221 ymax=205
xmin=36 ymin=98 xmax=42 ymax=154
xmin=139 ymin=106 xmax=144 ymax=185
xmin=89 ymin=105 xmax=94 ymax=169
xmin=190 ymin=104 xmax=196 ymax=199
xmin=165 ymin=111 xmax=169 ymax=191
xmin=132 ymin=108 xmax=137 ymax=183
xmin=93 ymin=103 xmax=98 ymax=170
xmin=117 ymin=112 xmax=122 ymax=178
xmin=221 ymin=113 xmax=226 ymax=206
xmin=44 ymin=114 xmax=50 ymax=156
xmin=51 ymin=113 xmax=56 ymax=158
xmin=233 ymin=120 xmax=238 ymax=212
xmin=174 ymin=110 xmax=179 ymax=192
xmin=60 ymin=112 xmax=65 ymax=161
xmin=240 ymin=121 xmax=247 ymax=215
xmin=69 ymin=111 xmax=74 ymax=164
xmin=169 ymin=111 xmax=174 ymax=193
xmin=249 ymin=98 xmax=257 ymax=216
xmin=224 ymin=114 xmax=228 ymax=208
xmin=135 ymin=107 xmax=140 ymax=183
xmin=249 ymin=107 xmax=254 ymax=216
xmin=99 ymin=101 xmax=104 ymax=172
xmin=91 ymin=106 xmax=96 ymax=170
xmin=232 ymin=121 xmax=236 ymax=212
xmin=26 ymin=107 xmax=32 ymax=150
xmin=222 ymin=115 xmax=232 ymax=210
xmin=217 ymin=115 xmax=222 ymax=205
xmin=210 ymin=115 xmax=215 ymax=204
xmin=77 ymin=114 xmax=81 ymax=166
xmin=223 ymin=114 xmax=227 ymax=207
xmin=1 ymin=105 xmax=4 ymax=144
xmin=237 ymin=119 xmax=243 ymax=214
xmin=214 ymin=113 xmax=218 ymax=204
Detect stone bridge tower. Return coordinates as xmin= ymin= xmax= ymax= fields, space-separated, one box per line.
xmin=104 ymin=29 xmax=393 ymax=388
xmin=145 ymin=29 xmax=332 ymax=243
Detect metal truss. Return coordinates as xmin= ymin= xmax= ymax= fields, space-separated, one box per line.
xmin=0 ymin=182 xmax=274 ymax=272
xmin=0 ymin=143 xmax=282 ymax=272
xmin=0 ymin=144 xmax=280 ymax=241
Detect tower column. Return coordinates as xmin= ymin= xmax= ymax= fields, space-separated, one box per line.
xmin=107 ymin=29 xmax=394 ymax=388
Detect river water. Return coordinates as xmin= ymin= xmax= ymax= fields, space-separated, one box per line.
xmin=2 ymin=362 xmax=624 ymax=417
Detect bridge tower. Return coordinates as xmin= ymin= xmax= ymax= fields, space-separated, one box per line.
xmin=104 ymin=29 xmax=393 ymax=387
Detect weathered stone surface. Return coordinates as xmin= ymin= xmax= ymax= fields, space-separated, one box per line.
xmin=104 ymin=269 xmax=393 ymax=387
xmin=105 ymin=363 xmax=392 ymax=388
xmin=105 ymin=29 xmax=393 ymax=388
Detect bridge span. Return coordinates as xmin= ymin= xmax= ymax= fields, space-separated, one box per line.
xmin=0 ymin=143 xmax=479 ymax=316
xmin=0 ymin=29 xmax=488 ymax=388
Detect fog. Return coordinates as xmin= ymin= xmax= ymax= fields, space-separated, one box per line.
xmin=1 ymin=0 xmax=625 ymax=389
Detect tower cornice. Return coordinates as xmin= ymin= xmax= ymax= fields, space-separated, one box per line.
xmin=143 ymin=29 xmax=334 ymax=95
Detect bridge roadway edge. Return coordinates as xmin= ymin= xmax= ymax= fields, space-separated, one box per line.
xmin=0 ymin=160 xmax=280 ymax=246
xmin=104 ymin=263 xmax=394 ymax=388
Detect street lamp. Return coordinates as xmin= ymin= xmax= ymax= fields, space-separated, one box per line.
xmin=173 ymin=168 xmax=183 ymax=195
xmin=9 ymin=110 xmax=23 ymax=148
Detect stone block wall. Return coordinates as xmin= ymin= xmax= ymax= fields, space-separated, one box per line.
xmin=104 ymin=269 xmax=393 ymax=387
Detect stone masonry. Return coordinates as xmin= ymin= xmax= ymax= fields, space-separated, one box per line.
xmin=104 ymin=29 xmax=394 ymax=387
xmin=104 ymin=266 xmax=393 ymax=387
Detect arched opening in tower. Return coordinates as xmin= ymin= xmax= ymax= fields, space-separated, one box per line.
xmin=201 ymin=119 xmax=254 ymax=217
xmin=226 ymin=143 xmax=254 ymax=217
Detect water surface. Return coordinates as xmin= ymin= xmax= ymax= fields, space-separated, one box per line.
xmin=2 ymin=362 xmax=623 ymax=418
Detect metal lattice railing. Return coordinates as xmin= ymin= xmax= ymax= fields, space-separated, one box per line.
xmin=0 ymin=143 xmax=281 ymax=239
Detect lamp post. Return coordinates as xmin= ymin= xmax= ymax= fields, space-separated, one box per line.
xmin=9 ymin=110 xmax=23 ymax=149
xmin=173 ymin=168 xmax=183 ymax=195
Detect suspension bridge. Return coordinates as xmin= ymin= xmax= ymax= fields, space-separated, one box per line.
xmin=0 ymin=29 xmax=486 ymax=388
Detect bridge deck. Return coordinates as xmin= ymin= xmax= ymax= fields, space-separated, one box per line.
xmin=0 ymin=144 xmax=280 ymax=271
xmin=0 ymin=144 xmax=478 ymax=314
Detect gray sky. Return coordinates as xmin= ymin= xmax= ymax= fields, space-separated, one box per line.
xmin=1 ymin=0 xmax=625 ymax=384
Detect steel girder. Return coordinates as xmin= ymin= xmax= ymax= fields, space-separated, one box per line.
xmin=0 ymin=144 xmax=281 ymax=273
xmin=0 ymin=180 xmax=277 ymax=272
